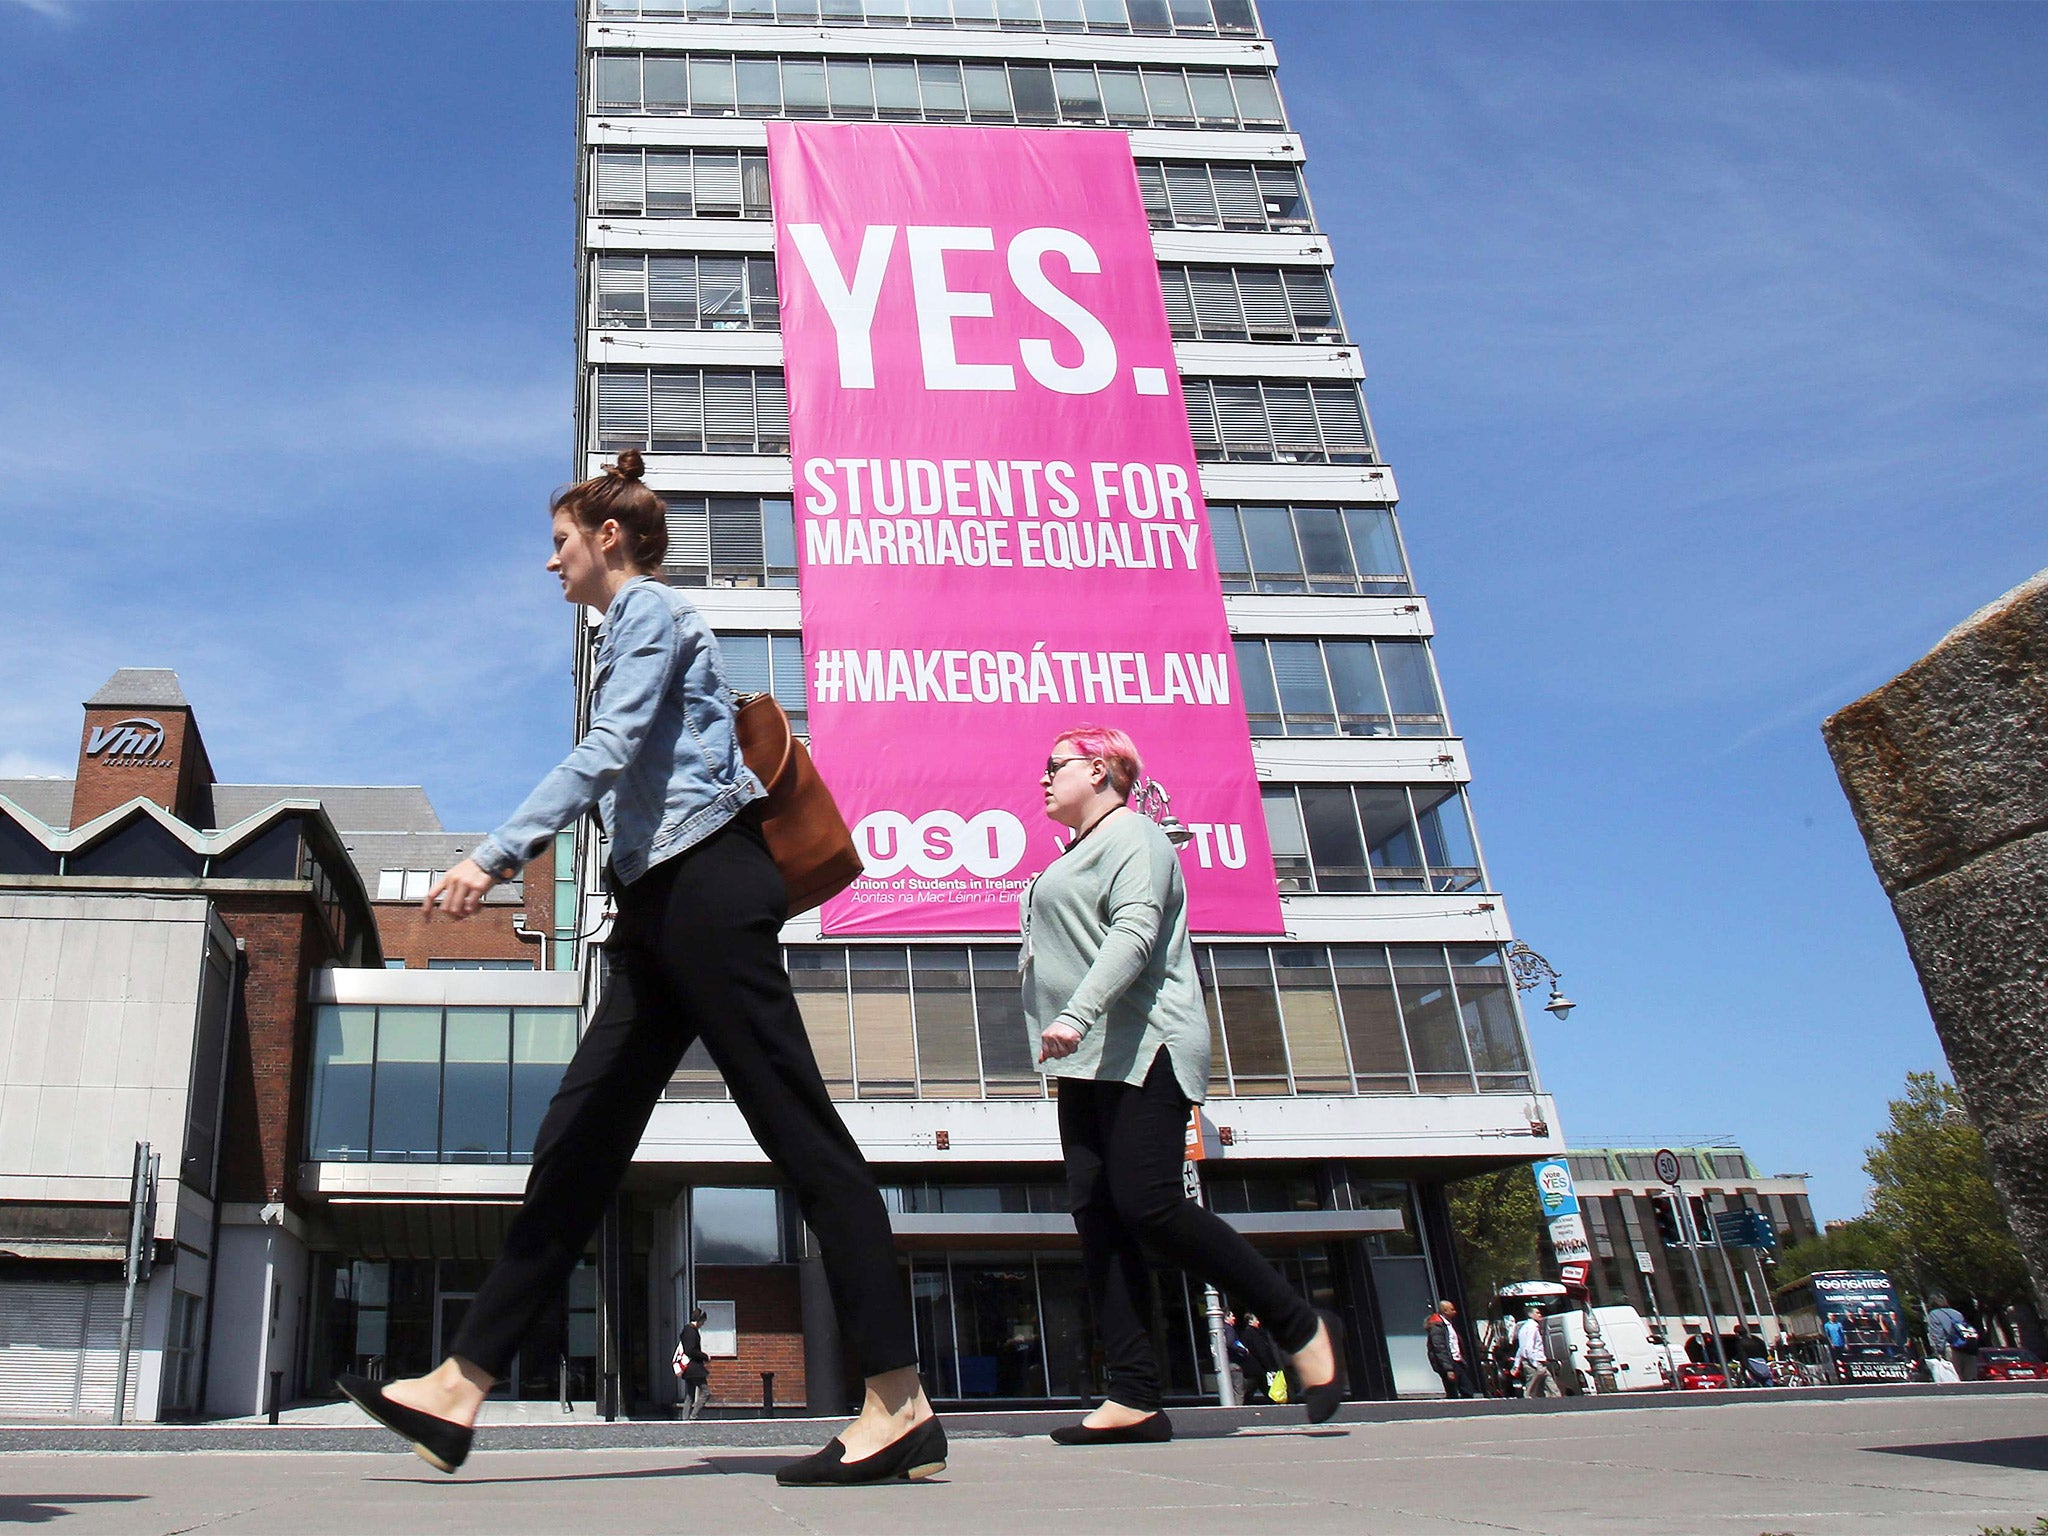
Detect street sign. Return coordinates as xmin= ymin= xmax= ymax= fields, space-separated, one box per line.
xmin=1653 ymin=1148 xmax=1683 ymax=1186
xmin=1634 ymin=1250 xmax=1656 ymax=1275
xmin=1712 ymin=1208 xmax=1751 ymax=1247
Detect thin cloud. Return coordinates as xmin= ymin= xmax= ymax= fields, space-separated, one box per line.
xmin=6 ymin=0 xmax=76 ymax=19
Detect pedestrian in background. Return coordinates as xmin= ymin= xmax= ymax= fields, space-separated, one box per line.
xmin=1025 ymin=725 xmax=1344 ymax=1446
xmin=1426 ymin=1300 xmax=1472 ymax=1399
xmin=1239 ymin=1311 xmax=1285 ymax=1402
xmin=1925 ymin=1296 xmax=1980 ymax=1382
xmin=673 ymin=1306 xmax=711 ymax=1420
xmin=1515 ymin=1306 xmax=1561 ymax=1398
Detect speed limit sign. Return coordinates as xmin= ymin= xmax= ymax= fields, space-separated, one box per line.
xmin=1653 ymin=1148 xmax=1683 ymax=1186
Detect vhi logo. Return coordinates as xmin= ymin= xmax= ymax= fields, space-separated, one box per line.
xmin=854 ymin=809 xmax=1028 ymax=879
xmin=86 ymin=717 xmax=165 ymax=760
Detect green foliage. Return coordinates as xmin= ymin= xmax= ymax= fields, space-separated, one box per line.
xmin=1864 ymin=1073 xmax=2033 ymax=1317
xmin=1974 ymin=1521 xmax=2048 ymax=1536
xmin=1774 ymin=1215 xmax=1898 ymax=1288
xmin=1447 ymin=1165 xmax=1546 ymax=1305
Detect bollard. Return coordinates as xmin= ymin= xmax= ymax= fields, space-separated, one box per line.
xmin=267 ymin=1370 xmax=282 ymax=1426
xmin=761 ymin=1371 xmax=775 ymax=1418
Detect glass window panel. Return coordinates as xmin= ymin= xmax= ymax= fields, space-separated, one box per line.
xmin=1206 ymin=502 xmax=1249 ymax=591
xmin=1449 ymin=946 xmax=1530 ymax=1086
xmin=1158 ymin=267 xmax=1195 ymax=337
xmin=772 ymin=634 xmax=807 ymax=732
xmin=1042 ymin=0 xmax=1086 ymax=27
xmin=1009 ymin=62 xmax=1058 ymax=120
xmin=664 ymin=495 xmax=711 ymax=584
xmin=1275 ymin=947 xmax=1349 ymax=1092
xmin=1235 ymin=268 xmax=1292 ymax=337
xmin=911 ymin=947 xmax=980 ymax=1098
xmin=748 ymin=255 xmax=780 ymax=329
xmin=647 ymin=257 xmax=696 ymax=328
xmin=1311 ymin=383 xmax=1373 ymax=460
xmin=1239 ymin=504 xmax=1302 ymax=591
xmin=1189 ymin=268 xmax=1244 ymax=338
xmin=782 ymin=58 xmax=829 ymax=115
xmin=441 ymin=1009 xmax=510 ymax=1163
xmin=1268 ymin=639 xmax=1334 ymax=735
xmin=596 ymin=150 xmax=645 ymax=214
xmin=1127 ymin=0 xmax=1171 ymax=30
xmin=595 ymin=55 xmax=640 ymax=110
xmin=1083 ymin=0 xmax=1129 ymax=27
xmin=694 ymin=149 xmax=743 ymax=215
xmin=1163 ymin=162 xmax=1219 ymax=227
xmin=1208 ymin=164 xmax=1262 ymax=228
xmin=1230 ymin=70 xmax=1284 ymax=124
xmin=1136 ymin=162 xmax=1172 ymax=227
xmin=308 ymin=1006 xmax=375 ymax=1160
xmin=1192 ymin=949 xmax=1233 ymax=1096
xmin=731 ymin=0 xmax=771 ymax=13
xmin=668 ymin=1033 xmax=727 ymax=1101
xmin=1261 ymin=787 xmax=1308 ymax=892
xmin=828 ymin=58 xmax=876 ymax=116
xmin=1097 ymin=67 xmax=1147 ymax=124
xmin=1183 ymin=380 xmax=1221 ymax=456
xmin=1141 ymin=68 xmax=1193 ymax=123
xmin=1054 ymin=67 xmax=1103 ymax=122
xmin=1413 ymin=785 xmax=1482 ymax=892
xmin=1354 ymin=786 xmax=1425 ymax=890
xmin=850 ymin=947 xmax=917 ymax=1095
xmin=953 ymin=0 xmax=996 ymax=19
xmin=958 ymin=66 xmax=1010 ymax=121
xmin=777 ymin=0 xmax=819 ymax=17
xmin=370 ymin=1007 xmax=441 ymax=1162
xmin=711 ymin=494 xmax=766 ymax=578
xmin=692 ymin=1187 xmax=781 ymax=1264
xmin=1169 ymin=0 xmax=1212 ymax=26
xmin=1265 ymin=383 xmax=1321 ymax=459
xmin=721 ymin=633 xmax=771 ymax=695
xmin=595 ymin=254 xmax=646 ymax=326
xmin=1215 ymin=382 xmax=1271 ymax=458
xmin=1377 ymin=641 xmax=1446 ymax=735
xmin=908 ymin=0 xmax=952 ymax=20
xmin=512 ymin=1010 xmax=578 ymax=1156
xmin=1324 ymin=639 xmax=1392 ymax=736
xmin=1331 ymin=947 xmax=1410 ymax=1091
xmin=865 ymin=0 xmax=910 ymax=16
xmin=698 ymin=256 xmax=747 ymax=329
xmin=1208 ymin=947 xmax=1287 ymax=1092
xmin=1299 ymin=784 xmax=1369 ymax=892
xmin=1284 ymin=269 xmax=1339 ymax=339
xmin=651 ymin=369 xmax=703 ymax=450
xmin=788 ymin=948 xmax=853 ymax=1097
xmin=644 ymin=56 xmax=691 ymax=110
xmin=873 ymin=60 xmax=922 ymax=116
xmin=1345 ymin=506 xmax=1406 ymax=589
xmin=1257 ymin=164 xmax=1308 ymax=228
xmin=689 ymin=56 xmax=737 ymax=114
xmin=998 ymin=0 xmax=1041 ymax=23
xmin=918 ymin=61 xmax=967 ymax=118
xmin=762 ymin=496 xmax=797 ymax=587
xmin=1232 ymin=639 xmax=1280 ymax=736
xmin=823 ymin=0 xmax=864 ymax=15
xmin=1187 ymin=70 xmax=1237 ymax=124
xmin=1293 ymin=506 xmax=1356 ymax=592
xmin=741 ymin=151 xmax=772 ymax=216
xmin=1390 ymin=946 xmax=1472 ymax=1092
xmin=1212 ymin=0 xmax=1254 ymax=30
xmin=736 ymin=58 xmax=781 ymax=114
xmin=971 ymin=949 xmax=1040 ymax=1097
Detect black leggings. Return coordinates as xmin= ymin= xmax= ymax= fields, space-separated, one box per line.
xmin=450 ymin=814 xmax=916 ymax=1381
xmin=1058 ymin=1050 xmax=1320 ymax=1412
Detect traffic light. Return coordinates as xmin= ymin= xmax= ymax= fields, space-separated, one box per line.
xmin=1689 ymin=1196 xmax=1719 ymax=1246
xmin=1650 ymin=1192 xmax=1684 ymax=1246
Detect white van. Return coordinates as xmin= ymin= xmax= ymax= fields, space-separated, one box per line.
xmin=1545 ymin=1306 xmax=1674 ymax=1394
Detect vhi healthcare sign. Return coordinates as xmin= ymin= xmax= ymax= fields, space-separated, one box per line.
xmin=769 ymin=123 xmax=1281 ymax=936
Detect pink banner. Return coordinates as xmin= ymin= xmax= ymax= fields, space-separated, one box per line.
xmin=769 ymin=123 xmax=1281 ymax=936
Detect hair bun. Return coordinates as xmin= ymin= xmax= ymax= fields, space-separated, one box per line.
xmin=611 ymin=449 xmax=646 ymax=482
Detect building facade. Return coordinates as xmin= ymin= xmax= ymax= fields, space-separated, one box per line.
xmin=1563 ymin=1144 xmax=1818 ymax=1346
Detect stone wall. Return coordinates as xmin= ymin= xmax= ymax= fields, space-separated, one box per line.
xmin=1822 ymin=569 xmax=2048 ymax=1305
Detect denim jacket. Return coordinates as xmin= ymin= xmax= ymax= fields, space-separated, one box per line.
xmin=471 ymin=577 xmax=765 ymax=886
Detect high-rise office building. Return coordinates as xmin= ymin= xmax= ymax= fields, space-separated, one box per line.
xmin=559 ymin=0 xmax=1562 ymax=1411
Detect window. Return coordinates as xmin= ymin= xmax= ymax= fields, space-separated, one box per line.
xmin=425 ymin=959 xmax=537 ymax=971
xmin=692 ymin=1186 xmax=784 ymax=1264
xmin=1209 ymin=503 xmax=1410 ymax=596
xmin=1260 ymin=784 xmax=1485 ymax=895
xmin=1231 ymin=638 xmax=1447 ymax=736
xmin=1183 ymin=380 xmax=1374 ymax=463
xmin=1157 ymin=266 xmax=1341 ymax=343
xmin=591 ymin=148 xmax=772 ymax=219
xmin=589 ymin=53 xmax=1283 ymax=130
xmin=589 ymin=0 xmax=1259 ymax=34
xmin=593 ymin=368 xmax=790 ymax=454
xmin=659 ymin=496 xmax=796 ymax=588
xmin=718 ymin=630 xmax=810 ymax=734
xmin=592 ymin=254 xmax=780 ymax=333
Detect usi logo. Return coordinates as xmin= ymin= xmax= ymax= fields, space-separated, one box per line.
xmin=86 ymin=717 xmax=165 ymax=759
xmin=854 ymin=809 xmax=1028 ymax=879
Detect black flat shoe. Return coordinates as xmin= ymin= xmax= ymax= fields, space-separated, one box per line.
xmin=1050 ymin=1410 xmax=1173 ymax=1445
xmin=336 ymin=1373 xmax=473 ymax=1473
xmin=775 ymin=1415 xmax=947 ymax=1487
xmin=1297 ymin=1308 xmax=1349 ymax=1425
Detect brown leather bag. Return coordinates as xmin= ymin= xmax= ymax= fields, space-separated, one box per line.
xmin=732 ymin=693 xmax=865 ymax=916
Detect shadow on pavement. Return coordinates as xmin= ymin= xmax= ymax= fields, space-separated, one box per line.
xmin=367 ymin=1465 xmax=717 ymax=1487
xmin=1869 ymin=1437 xmax=2048 ymax=1472
xmin=0 ymin=1495 xmax=147 ymax=1525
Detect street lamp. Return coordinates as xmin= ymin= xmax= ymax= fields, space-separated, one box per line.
xmin=1503 ymin=941 xmax=1576 ymax=1021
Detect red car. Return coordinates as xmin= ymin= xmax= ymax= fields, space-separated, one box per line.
xmin=1676 ymin=1362 xmax=1728 ymax=1390
xmin=1973 ymin=1349 xmax=2045 ymax=1382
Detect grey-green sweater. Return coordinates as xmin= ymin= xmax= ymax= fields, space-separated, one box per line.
xmin=1019 ymin=808 xmax=1210 ymax=1103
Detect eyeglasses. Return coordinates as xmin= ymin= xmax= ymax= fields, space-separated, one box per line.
xmin=1043 ymin=755 xmax=1092 ymax=779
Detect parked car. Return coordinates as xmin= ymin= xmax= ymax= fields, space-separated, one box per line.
xmin=1973 ymin=1349 xmax=2045 ymax=1382
xmin=1675 ymin=1361 xmax=1728 ymax=1390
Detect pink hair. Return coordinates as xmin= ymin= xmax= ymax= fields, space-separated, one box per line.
xmin=1054 ymin=724 xmax=1143 ymax=798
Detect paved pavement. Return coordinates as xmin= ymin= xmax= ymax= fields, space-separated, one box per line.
xmin=1 ymin=1390 xmax=2044 ymax=1534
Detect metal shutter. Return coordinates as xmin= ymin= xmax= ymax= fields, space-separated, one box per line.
xmin=721 ymin=634 xmax=772 ymax=692
xmin=644 ymin=153 xmax=694 ymax=214
xmin=1311 ymin=384 xmax=1372 ymax=460
xmin=594 ymin=255 xmax=646 ymax=327
xmin=1163 ymin=163 xmax=1219 ymax=228
xmin=703 ymin=372 xmax=756 ymax=448
xmin=0 ymin=1281 xmax=131 ymax=1421
xmin=755 ymin=372 xmax=788 ymax=449
xmin=1136 ymin=163 xmax=1173 ymax=227
xmin=1256 ymin=164 xmax=1309 ymax=228
xmin=694 ymin=151 xmax=743 ymax=216
xmin=696 ymin=257 xmax=746 ymax=328
xmin=595 ymin=151 xmax=644 ymax=214
xmin=1235 ymin=269 xmax=1293 ymax=338
xmin=710 ymin=498 xmax=765 ymax=575
xmin=648 ymin=257 xmax=698 ymax=328
xmin=1189 ymin=269 xmax=1243 ymax=337
xmin=1264 ymin=384 xmax=1321 ymax=460
xmin=664 ymin=497 xmax=712 ymax=575
xmin=1284 ymin=270 xmax=1338 ymax=339
xmin=1211 ymin=165 xmax=1264 ymax=228
xmin=595 ymin=369 xmax=650 ymax=448
xmin=1182 ymin=382 xmax=1221 ymax=453
xmin=771 ymin=635 xmax=806 ymax=721
xmin=650 ymin=371 xmax=702 ymax=449
xmin=1214 ymin=383 xmax=1270 ymax=456
xmin=1157 ymin=268 xmax=1196 ymax=336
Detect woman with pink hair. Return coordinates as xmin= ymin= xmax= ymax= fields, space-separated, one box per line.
xmin=1024 ymin=725 xmax=1344 ymax=1444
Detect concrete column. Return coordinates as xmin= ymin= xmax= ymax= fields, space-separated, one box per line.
xmin=1822 ymin=568 xmax=2048 ymax=1304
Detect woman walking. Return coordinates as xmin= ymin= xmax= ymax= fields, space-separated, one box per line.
xmin=336 ymin=452 xmax=942 ymax=1486
xmin=1026 ymin=725 xmax=1344 ymax=1445
xmin=673 ymin=1307 xmax=711 ymax=1420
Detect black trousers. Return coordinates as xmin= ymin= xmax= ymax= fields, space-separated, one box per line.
xmin=1437 ymin=1363 xmax=1472 ymax=1399
xmin=1058 ymin=1050 xmax=1320 ymax=1413
xmin=450 ymin=815 xmax=916 ymax=1382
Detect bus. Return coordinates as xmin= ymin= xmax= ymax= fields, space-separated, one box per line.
xmin=1773 ymin=1270 xmax=1915 ymax=1383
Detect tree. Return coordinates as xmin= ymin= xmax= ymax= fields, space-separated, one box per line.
xmin=1446 ymin=1166 xmax=1546 ymax=1306
xmin=1773 ymin=1215 xmax=1898 ymax=1288
xmin=1864 ymin=1073 xmax=2034 ymax=1324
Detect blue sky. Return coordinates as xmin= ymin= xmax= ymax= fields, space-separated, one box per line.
xmin=2 ymin=2 xmax=2042 ymax=1219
